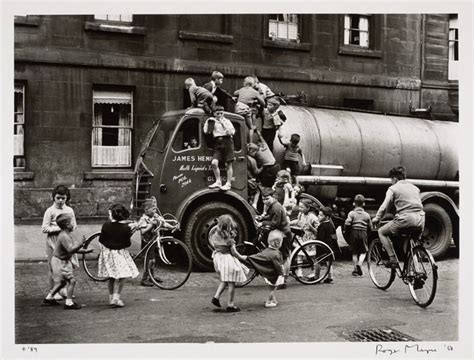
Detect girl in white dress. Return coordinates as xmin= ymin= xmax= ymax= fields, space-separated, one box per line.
xmin=209 ymin=215 xmax=248 ymax=312
xmin=98 ymin=204 xmax=139 ymax=308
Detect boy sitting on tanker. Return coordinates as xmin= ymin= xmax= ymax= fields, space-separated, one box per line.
xmin=184 ymin=78 xmax=214 ymax=114
xmin=203 ymin=106 xmax=236 ymax=191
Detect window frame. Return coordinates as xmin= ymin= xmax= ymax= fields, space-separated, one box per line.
xmin=338 ymin=14 xmax=382 ymax=58
xmin=84 ymin=14 xmax=145 ymax=35
xmin=263 ymin=14 xmax=311 ymax=51
xmin=448 ymin=14 xmax=459 ymax=80
xmin=14 ymin=83 xmax=26 ymax=170
xmin=91 ymin=89 xmax=134 ymax=168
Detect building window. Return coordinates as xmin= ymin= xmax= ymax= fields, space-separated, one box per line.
xmin=14 ymin=84 xmax=25 ymax=169
xmin=269 ymin=14 xmax=299 ymax=42
xmin=92 ymin=90 xmax=133 ymax=168
xmin=94 ymin=14 xmax=133 ymax=24
xmin=178 ymin=15 xmax=233 ymax=43
xmin=448 ymin=14 xmax=459 ymax=80
xmin=344 ymin=14 xmax=370 ymax=47
xmin=339 ymin=14 xmax=381 ymax=58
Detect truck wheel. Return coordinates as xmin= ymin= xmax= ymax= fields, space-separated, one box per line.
xmin=184 ymin=202 xmax=249 ymax=270
xmin=422 ymin=203 xmax=452 ymax=258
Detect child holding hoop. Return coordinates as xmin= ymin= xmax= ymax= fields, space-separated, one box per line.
xmin=98 ymin=204 xmax=139 ymax=307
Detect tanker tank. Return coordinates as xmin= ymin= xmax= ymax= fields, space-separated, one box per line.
xmin=272 ymin=106 xmax=458 ymax=182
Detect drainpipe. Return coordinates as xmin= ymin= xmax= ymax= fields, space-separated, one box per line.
xmin=419 ymin=14 xmax=426 ymax=108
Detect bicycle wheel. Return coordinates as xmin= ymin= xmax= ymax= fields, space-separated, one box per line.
xmin=291 ymin=241 xmax=333 ymax=284
xmin=144 ymin=237 xmax=192 ymax=290
xmin=82 ymin=232 xmax=109 ymax=282
xmin=235 ymin=242 xmax=260 ymax=288
xmin=367 ymin=238 xmax=396 ymax=290
xmin=407 ymin=246 xmax=438 ymax=307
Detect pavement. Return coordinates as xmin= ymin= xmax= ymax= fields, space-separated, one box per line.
xmin=12 ymin=257 xmax=459 ymax=345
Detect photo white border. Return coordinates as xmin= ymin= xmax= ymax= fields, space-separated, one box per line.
xmin=2 ymin=0 xmax=473 ymax=359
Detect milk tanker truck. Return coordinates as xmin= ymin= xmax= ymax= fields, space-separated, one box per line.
xmin=132 ymin=105 xmax=459 ymax=270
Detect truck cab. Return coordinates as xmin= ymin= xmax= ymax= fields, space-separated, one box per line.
xmin=133 ymin=108 xmax=256 ymax=269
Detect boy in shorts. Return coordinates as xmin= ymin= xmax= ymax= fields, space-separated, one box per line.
xmin=43 ymin=213 xmax=92 ymax=309
xmin=203 ymin=106 xmax=236 ymax=191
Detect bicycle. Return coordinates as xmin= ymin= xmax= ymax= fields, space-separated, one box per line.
xmin=367 ymin=224 xmax=438 ymax=307
xmin=82 ymin=215 xmax=192 ymax=290
xmin=235 ymin=225 xmax=335 ymax=287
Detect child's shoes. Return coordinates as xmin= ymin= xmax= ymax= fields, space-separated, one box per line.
xmin=208 ymin=181 xmax=222 ymax=189
xmin=64 ymin=302 xmax=82 ymax=310
xmin=264 ymin=300 xmax=278 ymax=308
xmin=113 ymin=299 xmax=125 ymax=308
xmin=43 ymin=298 xmax=60 ymax=306
xmin=225 ymin=306 xmax=241 ymax=313
xmin=211 ymin=297 xmax=221 ymax=308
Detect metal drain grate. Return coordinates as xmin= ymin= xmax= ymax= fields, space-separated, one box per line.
xmin=342 ymin=327 xmax=418 ymax=342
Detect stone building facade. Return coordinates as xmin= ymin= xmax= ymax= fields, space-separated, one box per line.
xmin=13 ymin=14 xmax=459 ymax=220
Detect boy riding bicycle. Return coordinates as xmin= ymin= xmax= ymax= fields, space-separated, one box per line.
xmin=372 ymin=166 xmax=425 ymax=268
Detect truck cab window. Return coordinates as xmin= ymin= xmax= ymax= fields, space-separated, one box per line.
xmin=172 ymin=117 xmax=200 ymax=152
xmin=232 ymin=121 xmax=242 ymax=152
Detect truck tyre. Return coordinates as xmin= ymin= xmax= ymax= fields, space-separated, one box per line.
xmin=184 ymin=202 xmax=249 ymax=270
xmin=422 ymin=203 xmax=452 ymax=258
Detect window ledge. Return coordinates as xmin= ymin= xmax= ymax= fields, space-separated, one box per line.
xmin=178 ymin=30 xmax=233 ymax=44
xmin=14 ymin=15 xmax=40 ymax=27
xmin=14 ymin=171 xmax=35 ymax=181
xmin=84 ymin=171 xmax=134 ymax=180
xmin=85 ymin=21 xmax=145 ymax=35
xmin=263 ymin=39 xmax=310 ymax=51
xmin=338 ymin=45 xmax=382 ymax=58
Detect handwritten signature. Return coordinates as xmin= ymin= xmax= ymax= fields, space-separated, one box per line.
xmin=375 ymin=343 xmax=453 ymax=356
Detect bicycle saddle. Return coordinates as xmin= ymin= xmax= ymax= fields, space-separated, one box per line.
xmin=398 ymin=227 xmax=423 ymax=239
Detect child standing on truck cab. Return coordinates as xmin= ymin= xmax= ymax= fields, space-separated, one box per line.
xmin=317 ymin=206 xmax=338 ymax=283
xmin=204 ymin=106 xmax=236 ymax=191
xmin=209 ymin=215 xmax=248 ymax=313
xmin=277 ymin=132 xmax=304 ymax=178
xmin=344 ymin=194 xmax=372 ymax=276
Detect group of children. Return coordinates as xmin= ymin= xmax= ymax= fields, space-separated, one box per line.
xmin=40 ymin=183 xmax=372 ymax=313
xmin=185 ymin=72 xmax=305 ymax=195
xmin=41 ymin=185 xmax=173 ymax=310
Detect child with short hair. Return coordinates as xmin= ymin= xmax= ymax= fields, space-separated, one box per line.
xmin=203 ymin=106 xmax=235 ymax=191
xmin=209 ymin=215 xmax=248 ymax=313
xmin=272 ymin=169 xmax=296 ymax=216
xmin=137 ymin=197 xmax=175 ymax=287
xmin=256 ymin=188 xmax=292 ymax=288
xmin=317 ymin=206 xmax=338 ymax=283
xmin=344 ymin=194 xmax=372 ymax=276
xmin=233 ymin=76 xmax=266 ymax=142
xmin=239 ymin=229 xmax=285 ymax=308
xmin=277 ymin=132 xmax=304 ymax=177
xmin=290 ymin=199 xmax=320 ymax=278
xmin=42 ymin=185 xmax=77 ymax=301
xmin=43 ymin=213 xmax=92 ymax=309
xmin=262 ymin=97 xmax=286 ymax=152
xmin=184 ymin=78 xmax=214 ymax=114
xmin=98 ymin=204 xmax=140 ymax=308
